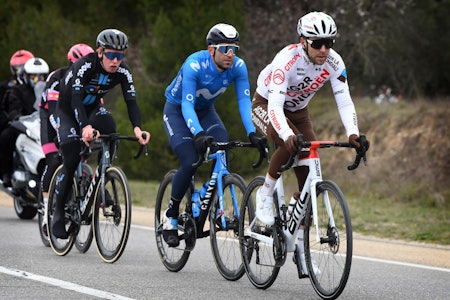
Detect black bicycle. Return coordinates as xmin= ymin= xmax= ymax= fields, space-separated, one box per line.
xmin=155 ymin=139 xmax=268 ymax=280
xmin=47 ymin=133 xmax=147 ymax=263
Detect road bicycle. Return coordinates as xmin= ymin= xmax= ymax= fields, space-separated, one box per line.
xmin=239 ymin=134 xmax=368 ymax=299
xmin=47 ymin=133 xmax=147 ymax=263
xmin=155 ymin=139 xmax=268 ymax=280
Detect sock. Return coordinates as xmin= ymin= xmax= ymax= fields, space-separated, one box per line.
xmin=297 ymin=229 xmax=304 ymax=253
xmin=260 ymin=174 xmax=277 ymax=196
xmin=167 ymin=197 xmax=181 ymax=218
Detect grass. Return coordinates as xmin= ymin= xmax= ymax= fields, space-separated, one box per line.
xmin=128 ymin=178 xmax=450 ymax=246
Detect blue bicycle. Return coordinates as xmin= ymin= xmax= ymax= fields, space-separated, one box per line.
xmin=155 ymin=140 xmax=268 ymax=280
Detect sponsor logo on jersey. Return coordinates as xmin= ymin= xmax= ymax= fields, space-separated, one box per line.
xmin=272 ymin=69 xmax=285 ymax=85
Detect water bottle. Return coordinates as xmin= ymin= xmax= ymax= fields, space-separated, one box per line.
xmin=287 ymin=191 xmax=300 ymax=219
xmin=192 ymin=189 xmax=201 ymax=218
xmin=199 ymin=183 xmax=208 ymax=199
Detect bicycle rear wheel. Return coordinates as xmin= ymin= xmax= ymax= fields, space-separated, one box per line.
xmin=93 ymin=166 xmax=131 ymax=263
xmin=304 ymin=180 xmax=352 ymax=300
xmin=37 ymin=186 xmax=50 ymax=247
xmin=75 ymin=163 xmax=94 ymax=253
xmin=154 ymin=170 xmax=191 ymax=272
xmin=210 ymin=173 xmax=246 ymax=281
xmin=47 ymin=165 xmax=76 ymax=256
xmin=239 ymin=176 xmax=280 ymax=289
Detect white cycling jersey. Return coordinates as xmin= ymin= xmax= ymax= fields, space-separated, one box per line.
xmin=256 ymin=44 xmax=359 ymax=142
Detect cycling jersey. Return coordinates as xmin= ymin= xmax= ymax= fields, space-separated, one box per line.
xmin=58 ymin=52 xmax=141 ymax=129
xmin=256 ymin=44 xmax=359 ymax=142
xmin=40 ymin=67 xmax=67 ymax=115
xmin=165 ymin=50 xmax=255 ymax=136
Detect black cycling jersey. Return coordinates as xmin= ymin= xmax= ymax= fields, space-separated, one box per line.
xmin=58 ymin=52 xmax=141 ymax=129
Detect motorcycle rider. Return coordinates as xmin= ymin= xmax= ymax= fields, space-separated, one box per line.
xmin=0 ymin=57 xmax=49 ymax=187
xmin=39 ymin=44 xmax=94 ymax=234
xmin=1 ymin=50 xmax=35 ymax=132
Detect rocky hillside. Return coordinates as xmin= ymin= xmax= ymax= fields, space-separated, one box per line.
xmin=313 ymin=97 xmax=449 ymax=208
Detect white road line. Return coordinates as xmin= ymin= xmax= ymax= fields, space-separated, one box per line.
xmin=0 ymin=266 xmax=135 ymax=300
xmin=353 ymin=255 xmax=450 ymax=272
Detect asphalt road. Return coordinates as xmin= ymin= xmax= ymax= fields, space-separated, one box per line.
xmin=0 ymin=192 xmax=449 ymax=299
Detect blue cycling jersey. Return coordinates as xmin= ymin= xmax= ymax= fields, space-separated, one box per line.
xmin=165 ymin=50 xmax=255 ymax=136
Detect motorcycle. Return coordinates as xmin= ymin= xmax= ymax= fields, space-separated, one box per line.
xmin=0 ymin=111 xmax=45 ymax=219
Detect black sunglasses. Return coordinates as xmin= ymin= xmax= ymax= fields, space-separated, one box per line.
xmin=306 ymin=38 xmax=335 ymax=50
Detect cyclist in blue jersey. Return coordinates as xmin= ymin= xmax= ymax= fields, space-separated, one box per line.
xmin=52 ymin=29 xmax=151 ymax=239
xmin=162 ymin=23 xmax=265 ymax=247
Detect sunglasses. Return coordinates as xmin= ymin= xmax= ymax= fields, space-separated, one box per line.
xmin=213 ymin=44 xmax=239 ymax=55
xmin=306 ymin=38 xmax=335 ymax=49
xmin=29 ymin=74 xmax=45 ymax=83
xmin=103 ymin=51 xmax=124 ymax=60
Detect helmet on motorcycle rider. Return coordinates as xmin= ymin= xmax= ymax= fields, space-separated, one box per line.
xmin=297 ymin=11 xmax=337 ymax=38
xmin=96 ymin=29 xmax=128 ymax=50
xmin=206 ymin=23 xmax=240 ymax=45
xmin=24 ymin=58 xmax=49 ymax=87
xmin=9 ymin=50 xmax=35 ymax=84
xmin=67 ymin=43 xmax=94 ymax=63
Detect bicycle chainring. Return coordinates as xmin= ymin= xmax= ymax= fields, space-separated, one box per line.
xmin=179 ymin=212 xmax=196 ymax=251
xmin=273 ymin=225 xmax=287 ymax=267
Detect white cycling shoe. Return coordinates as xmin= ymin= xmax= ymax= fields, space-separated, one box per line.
xmin=255 ymin=188 xmax=275 ymax=226
xmin=299 ymin=252 xmax=321 ymax=276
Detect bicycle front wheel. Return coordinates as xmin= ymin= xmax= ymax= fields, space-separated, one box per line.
xmin=47 ymin=165 xmax=76 ymax=256
xmin=75 ymin=163 xmax=94 ymax=253
xmin=239 ymin=176 xmax=280 ymax=289
xmin=210 ymin=173 xmax=246 ymax=281
xmin=93 ymin=166 xmax=131 ymax=263
xmin=154 ymin=170 xmax=191 ymax=272
xmin=304 ymin=180 xmax=352 ymax=300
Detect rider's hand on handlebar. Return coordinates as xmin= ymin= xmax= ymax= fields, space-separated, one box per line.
xmin=349 ymin=134 xmax=370 ymax=156
xmin=285 ymin=135 xmax=298 ymax=155
xmin=248 ymin=132 xmax=267 ymax=150
xmin=134 ymin=127 xmax=151 ymax=145
xmin=81 ymin=125 xmax=99 ymax=146
xmin=194 ymin=131 xmax=214 ymax=156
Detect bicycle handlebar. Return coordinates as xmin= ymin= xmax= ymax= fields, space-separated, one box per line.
xmin=280 ymin=134 xmax=368 ymax=172
xmin=192 ymin=138 xmax=269 ymax=169
xmin=80 ymin=132 xmax=148 ymax=159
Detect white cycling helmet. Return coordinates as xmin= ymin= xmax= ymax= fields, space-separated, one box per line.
xmin=297 ymin=11 xmax=337 ymax=38
xmin=24 ymin=57 xmax=49 ymax=75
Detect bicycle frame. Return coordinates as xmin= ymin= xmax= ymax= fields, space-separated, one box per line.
xmin=191 ymin=149 xmax=238 ymax=236
xmin=79 ymin=139 xmax=113 ymax=220
xmin=246 ymin=141 xmax=342 ymax=252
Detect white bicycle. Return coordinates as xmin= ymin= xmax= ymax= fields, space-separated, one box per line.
xmin=239 ymin=134 xmax=368 ymax=299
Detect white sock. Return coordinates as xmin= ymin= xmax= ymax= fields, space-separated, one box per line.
xmin=297 ymin=229 xmax=304 ymax=253
xmin=259 ymin=174 xmax=277 ymax=196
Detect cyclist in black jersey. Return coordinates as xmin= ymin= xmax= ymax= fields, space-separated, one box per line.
xmin=52 ymin=29 xmax=151 ymax=239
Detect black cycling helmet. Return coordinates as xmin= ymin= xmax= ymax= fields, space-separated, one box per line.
xmin=206 ymin=23 xmax=240 ymax=45
xmin=96 ymin=29 xmax=128 ymax=50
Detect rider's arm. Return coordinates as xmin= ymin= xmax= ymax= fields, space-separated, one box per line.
xmin=70 ymin=61 xmax=92 ymax=128
xmin=234 ymin=58 xmax=256 ymax=136
xmin=330 ymin=68 xmax=359 ymax=137
xmin=180 ymin=62 xmax=204 ymax=136
xmin=119 ymin=64 xmax=142 ymax=129
xmin=266 ymin=51 xmax=296 ymax=142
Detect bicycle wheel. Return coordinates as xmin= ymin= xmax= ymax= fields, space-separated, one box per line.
xmin=155 ymin=170 xmax=192 ymax=272
xmin=93 ymin=166 xmax=131 ymax=263
xmin=239 ymin=176 xmax=280 ymax=289
xmin=304 ymin=180 xmax=352 ymax=300
xmin=37 ymin=186 xmax=50 ymax=247
xmin=210 ymin=173 xmax=246 ymax=281
xmin=75 ymin=163 xmax=94 ymax=253
xmin=47 ymin=165 xmax=76 ymax=256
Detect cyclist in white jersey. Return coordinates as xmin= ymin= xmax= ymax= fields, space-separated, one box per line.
xmin=251 ymin=11 xmax=369 ymax=227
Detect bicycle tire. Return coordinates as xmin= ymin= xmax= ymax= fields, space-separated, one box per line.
xmin=209 ymin=173 xmax=246 ymax=281
xmin=304 ymin=180 xmax=352 ymax=300
xmin=93 ymin=166 xmax=131 ymax=263
xmin=154 ymin=170 xmax=191 ymax=272
xmin=37 ymin=186 xmax=50 ymax=247
xmin=75 ymin=163 xmax=94 ymax=253
xmin=239 ymin=176 xmax=280 ymax=289
xmin=47 ymin=165 xmax=76 ymax=256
